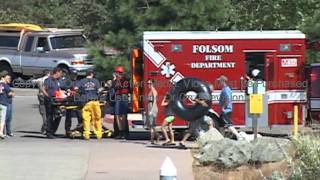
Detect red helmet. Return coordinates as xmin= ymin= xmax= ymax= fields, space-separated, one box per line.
xmin=114 ymin=66 xmax=125 ymax=73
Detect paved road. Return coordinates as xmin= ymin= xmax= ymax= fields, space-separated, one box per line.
xmin=0 ymin=89 xmax=194 ymax=180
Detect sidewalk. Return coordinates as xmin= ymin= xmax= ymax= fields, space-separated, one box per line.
xmin=86 ymin=140 xmax=194 ymax=180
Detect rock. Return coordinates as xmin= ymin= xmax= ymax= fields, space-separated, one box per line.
xmin=251 ymin=137 xmax=292 ymax=162
xmin=197 ymin=136 xmax=293 ymax=168
xmin=197 ymin=128 xmax=224 ymax=148
xmin=239 ymin=131 xmax=262 ymax=142
xmin=217 ymin=140 xmax=252 ymax=168
xmin=198 ymin=138 xmax=234 ymax=165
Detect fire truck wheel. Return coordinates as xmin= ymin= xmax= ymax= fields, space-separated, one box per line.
xmin=170 ymin=78 xmax=212 ymax=121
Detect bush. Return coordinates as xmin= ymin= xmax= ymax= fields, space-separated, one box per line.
xmin=89 ymin=45 xmax=130 ymax=81
xmin=289 ymin=135 xmax=320 ymax=180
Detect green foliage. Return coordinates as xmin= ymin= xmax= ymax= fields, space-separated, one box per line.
xmin=289 ymin=136 xmax=320 ymax=180
xmin=89 ymin=45 xmax=130 ymax=81
xmin=230 ymin=0 xmax=303 ymax=30
xmin=2 ymin=0 xmax=320 ymax=76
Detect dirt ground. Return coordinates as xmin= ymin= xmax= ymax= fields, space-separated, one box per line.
xmin=192 ymin=149 xmax=289 ymax=180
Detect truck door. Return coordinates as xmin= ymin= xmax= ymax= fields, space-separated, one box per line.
xmin=21 ymin=36 xmax=53 ymax=76
xmin=33 ymin=37 xmax=54 ymax=75
xmin=245 ymin=52 xmax=271 ymax=127
xmin=20 ymin=35 xmax=37 ymax=76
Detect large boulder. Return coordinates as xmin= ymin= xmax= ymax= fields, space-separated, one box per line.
xmin=197 ymin=136 xmax=293 ymax=168
xmin=199 ymin=138 xmax=234 ymax=165
xmin=217 ymin=140 xmax=253 ymax=168
xmin=251 ymin=137 xmax=293 ymax=162
xmin=197 ymin=128 xmax=224 ymax=148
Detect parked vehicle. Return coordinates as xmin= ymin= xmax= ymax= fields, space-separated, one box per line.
xmin=130 ymin=31 xmax=307 ymax=129
xmin=307 ymin=63 xmax=320 ymax=124
xmin=0 ymin=23 xmax=93 ymax=78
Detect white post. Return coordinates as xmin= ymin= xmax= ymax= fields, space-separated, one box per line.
xmin=160 ymin=156 xmax=177 ymax=180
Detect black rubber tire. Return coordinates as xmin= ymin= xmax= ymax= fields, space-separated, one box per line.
xmin=170 ymin=78 xmax=212 ymax=121
xmin=0 ymin=62 xmax=13 ymax=77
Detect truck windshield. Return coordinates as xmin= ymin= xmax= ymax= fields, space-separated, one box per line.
xmin=50 ymin=35 xmax=86 ymax=49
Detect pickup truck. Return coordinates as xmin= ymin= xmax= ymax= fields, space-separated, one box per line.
xmin=0 ymin=24 xmax=93 ymax=78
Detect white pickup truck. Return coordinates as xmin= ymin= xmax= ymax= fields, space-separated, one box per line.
xmin=0 ymin=24 xmax=93 ymax=78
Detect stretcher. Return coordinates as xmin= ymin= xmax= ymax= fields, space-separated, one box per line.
xmin=53 ymin=97 xmax=113 ymax=139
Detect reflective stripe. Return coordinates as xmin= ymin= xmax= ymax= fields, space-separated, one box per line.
xmin=211 ymin=90 xmax=306 ymax=104
xmin=143 ymin=40 xmax=166 ymax=67
xmin=267 ymin=90 xmax=306 ymax=103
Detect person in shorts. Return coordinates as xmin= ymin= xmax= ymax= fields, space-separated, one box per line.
xmin=112 ymin=65 xmax=130 ymax=139
xmin=179 ymin=93 xmax=213 ymax=148
xmin=146 ymin=79 xmax=160 ymax=144
xmin=161 ymin=93 xmax=175 ymax=145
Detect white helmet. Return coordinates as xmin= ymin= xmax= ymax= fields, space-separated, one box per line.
xmin=252 ymin=69 xmax=260 ymax=77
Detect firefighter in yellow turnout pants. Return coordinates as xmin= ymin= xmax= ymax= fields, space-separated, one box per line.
xmin=75 ymin=70 xmax=103 ymax=140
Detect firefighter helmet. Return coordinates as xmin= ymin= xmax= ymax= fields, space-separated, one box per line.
xmin=114 ymin=66 xmax=125 ymax=73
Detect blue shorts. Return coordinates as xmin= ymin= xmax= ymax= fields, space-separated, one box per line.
xmin=114 ymin=100 xmax=128 ymax=115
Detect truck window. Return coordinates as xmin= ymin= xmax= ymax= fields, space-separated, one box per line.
xmin=37 ymin=37 xmax=50 ymax=51
xmin=0 ymin=35 xmax=20 ymax=48
xmin=25 ymin=36 xmax=34 ymax=52
xmin=50 ymin=35 xmax=86 ymax=49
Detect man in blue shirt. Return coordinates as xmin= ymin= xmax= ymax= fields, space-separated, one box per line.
xmin=218 ymin=75 xmax=243 ymax=140
xmin=75 ymin=70 xmax=103 ymax=140
xmin=218 ymin=75 xmax=233 ymax=125
xmin=0 ymin=71 xmax=9 ymax=139
xmin=4 ymin=73 xmax=15 ymax=137
xmin=43 ymin=67 xmax=63 ymax=139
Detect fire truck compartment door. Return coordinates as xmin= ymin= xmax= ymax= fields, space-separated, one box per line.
xmin=245 ymin=52 xmax=274 ymax=127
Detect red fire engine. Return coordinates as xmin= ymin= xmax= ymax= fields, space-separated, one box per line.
xmin=130 ymin=31 xmax=306 ymax=129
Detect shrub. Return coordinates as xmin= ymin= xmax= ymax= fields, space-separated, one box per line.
xmin=289 ymin=135 xmax=320 ymax=180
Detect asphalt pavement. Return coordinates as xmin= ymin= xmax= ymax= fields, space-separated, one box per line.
xmin=0 ymin=89 xmax=194 ymax=180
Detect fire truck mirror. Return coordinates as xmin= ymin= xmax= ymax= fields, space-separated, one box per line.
xmin=170 ymin=78 xmax=212 ymax=121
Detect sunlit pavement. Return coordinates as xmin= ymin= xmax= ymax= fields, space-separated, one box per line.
xmin=0 ymin=89 xmax=194 ymax=180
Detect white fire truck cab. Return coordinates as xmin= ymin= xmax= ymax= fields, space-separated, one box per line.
xmin=130 ymin=31 xmax=306 ymax=129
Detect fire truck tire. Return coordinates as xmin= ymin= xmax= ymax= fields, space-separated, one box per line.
xmin=170 ymin=78 xmax=212 ymax=121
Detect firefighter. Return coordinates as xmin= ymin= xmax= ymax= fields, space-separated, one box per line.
xmin=42 ymin=67 xmax=63 ymax=139
xmin=112 ymin=65 xmax=130 ymax=139
xmin=60 ymin=70 xmax=83 ymax=137
xmin=75 ymin=70 xmax=103 ymax=140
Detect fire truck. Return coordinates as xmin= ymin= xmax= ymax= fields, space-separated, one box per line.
xmin=130 ymin=31 xmax=306 ymax=130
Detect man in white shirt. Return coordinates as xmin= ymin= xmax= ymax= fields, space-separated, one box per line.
xmin=32 ymin=69 xmax=51 ymax=134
